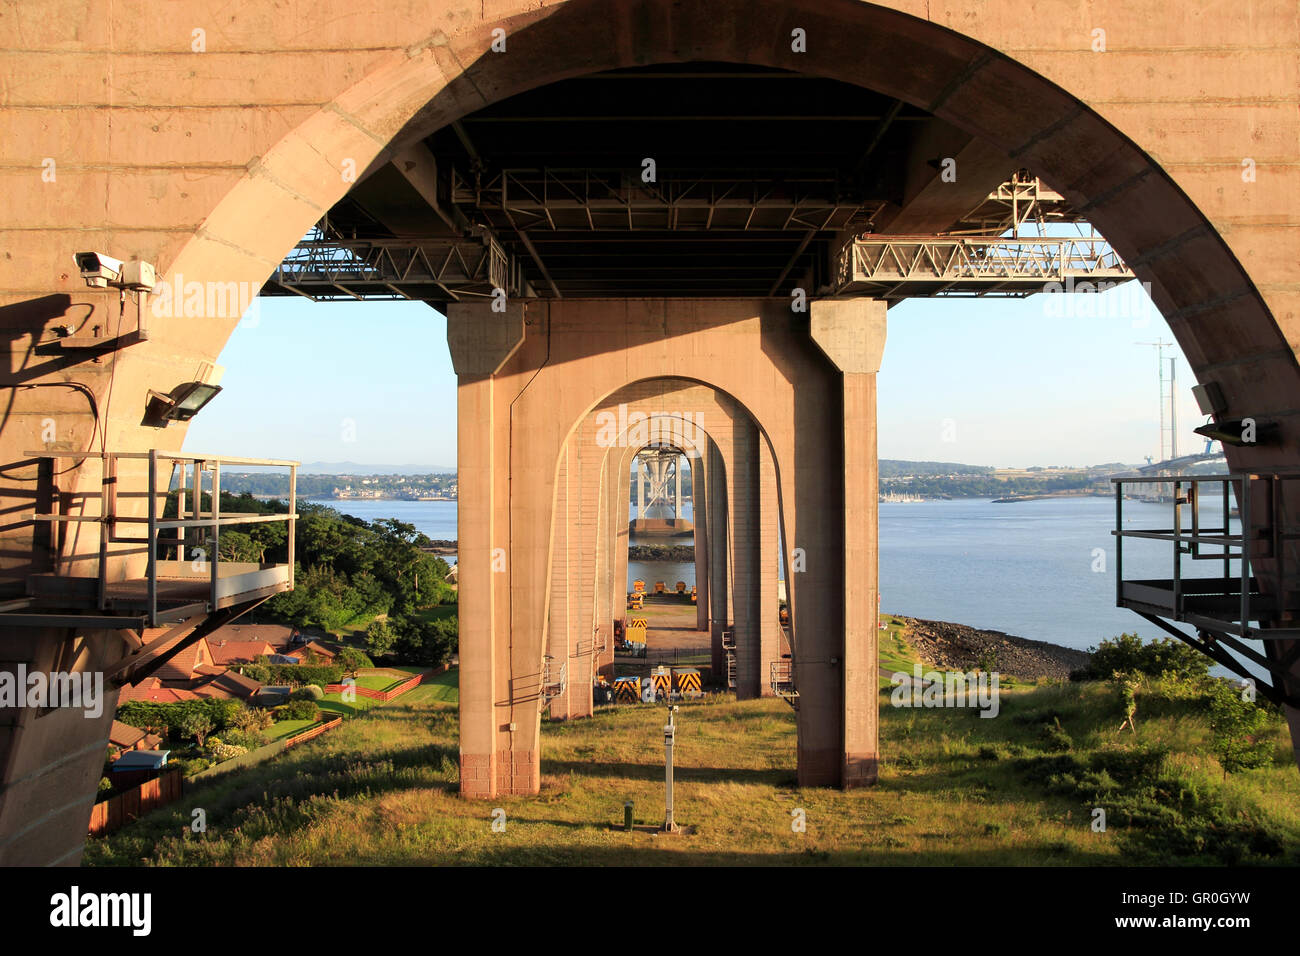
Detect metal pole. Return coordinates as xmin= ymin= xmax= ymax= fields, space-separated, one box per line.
xmin=663 ymin=705 xmax=679 ymax=832
xmin=147 ymin=449 xmax=157 ymax=627
xmin=1169 ymin=356 xmax=1178 ymax=460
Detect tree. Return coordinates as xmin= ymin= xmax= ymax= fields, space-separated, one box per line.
xmin=177 ymin=710 xmax=214 ymax=748
xmin=365 ymin=619 xmax=398 ymax=657
xmin=337 ymin=646 xmax=371 ymax=678
xmin=1209 ymin=680 xmax=1274 ymax=776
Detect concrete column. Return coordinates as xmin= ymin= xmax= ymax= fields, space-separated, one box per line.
xmin=729 ymin=417 xmax=762 ymax=699
xmin=810 ymin=297 xmax=888 ymax=788
xmin=708 ymin=439 xmax=730 ymax=685
xmin=674 ymin=456 xmax=682 ymax=519
xmin=757 ymin=437 xmax=780 ymax=697
xmin=635 ymin=459 xmax=644 ymax=520
xmin=447 ymin=303 xmax=526 ymax=796
xmin=692 ymin=450 xmax=710 ymax=634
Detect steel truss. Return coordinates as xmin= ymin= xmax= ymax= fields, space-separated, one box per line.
xmin=265 ymin=234 xmax=516 ymax=302
xmin=453 ymin=167 xmax=876 ymax=233
xmin=834 ymin=235 xmax=1132 ymax=298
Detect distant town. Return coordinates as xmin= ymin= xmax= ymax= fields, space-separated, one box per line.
xmin=216 ymin=457 xmax=1224 ymax=504
xmin=221 ymin=472 xmax=457 ymax=500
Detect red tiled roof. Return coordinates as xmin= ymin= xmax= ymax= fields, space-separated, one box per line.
xmin=207 ymin=640 xmax=275 ymax=665
xmin=154 ymin=636 xmax=214 ymax=682
xmin=109 ymin=720 xmax=147 ymax=748
xmin=190 ymin=669 xmax=262 ymax=701
xmin=208 ymin=624 xmax=297 ymax=651
xmin=285 ymin=640 xmax=337 ymax=661
xmin=117 ymin=683 xmax=199 ymax=704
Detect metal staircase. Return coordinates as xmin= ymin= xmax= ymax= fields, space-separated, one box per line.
xmin=721 ymin=628 xmax=737 ymax=690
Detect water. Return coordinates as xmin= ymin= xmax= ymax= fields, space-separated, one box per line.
xmin=879 ymin=496 xmax=1238 ymax=654
xmin=307 ymin=494 xmax=1248 ymax=659
xmin=304 ymin=498 xmax=458 ymax=558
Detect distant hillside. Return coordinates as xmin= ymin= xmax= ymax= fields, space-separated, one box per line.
xmin=298 ymin=462 xmax=455 ymax=475
xmin=880 ymin=460 xmax=995 ymax=478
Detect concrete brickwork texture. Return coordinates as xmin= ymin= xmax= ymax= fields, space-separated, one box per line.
xmin=0 ymin=0 xmax=1297 ymax=855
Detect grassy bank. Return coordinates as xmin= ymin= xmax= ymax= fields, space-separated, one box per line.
xmin=87 ymin=656 xmax=1299 ymax=866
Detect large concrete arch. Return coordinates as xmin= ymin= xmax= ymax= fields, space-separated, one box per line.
xmin=3 ymin=0 xmax=1300 ymax=863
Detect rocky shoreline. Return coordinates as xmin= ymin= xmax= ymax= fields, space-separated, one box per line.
xmin=897 ymin=616 xmax=1091 ymax=681
xmin=628 ymin=544 xmax=695 ymax=561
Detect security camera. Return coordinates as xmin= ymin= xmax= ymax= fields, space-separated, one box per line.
xmin=72 ymin=253 xmax=156 ymax=292
xmin=120 ymin=260 xmax=156 ymax=293
xmin=74 ymin=252 xmax=123 ymax=288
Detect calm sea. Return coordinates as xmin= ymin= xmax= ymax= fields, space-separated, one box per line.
xmin=306 ymin=495 xmax=1242 ymax=656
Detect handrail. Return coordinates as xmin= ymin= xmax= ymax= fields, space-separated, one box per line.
xmin=1111 ymin=473 xmax=1266 ymax=637
xmin=28 ymin=449 xmax=299 ymax=626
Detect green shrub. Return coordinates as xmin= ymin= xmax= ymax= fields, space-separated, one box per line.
xmin=1209 ymin=680 xmax=1275 ymax=775
xmin=1040 ymin=717 xmax=1073 ymax=752
xmin=222 ymin=728 xmax=265 ymax=750
xmin=291 ymin=684 xmax=325 ymax=701
xmin=169 ymin=757 xmax=211 ymax=777
xmin=227 ymin=704 xmax=274 ymax=734
xmin=1081 ymin=633 xmax=1210 ymax=681
xmin=276 ymin=699 xmax=321 ymax=722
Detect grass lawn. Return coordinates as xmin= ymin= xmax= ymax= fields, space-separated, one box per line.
xmin=413 ymin=605 xmax=457 ymax=624
xmin=318 ymin=692 xmax=381 ymax=719
xmin=410 ymin=668 xmax=458 ymax=704
xmin=262 ymin=719 xmax=320 ymax=744
xmin=86 ymin=662 xmax=1299 ymax=866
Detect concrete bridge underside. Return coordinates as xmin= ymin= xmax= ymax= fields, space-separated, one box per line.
xmin=447 ymin=297 xmax=884 ymax=794
xmin=1 ymin=0 xmax=1299 ymax=865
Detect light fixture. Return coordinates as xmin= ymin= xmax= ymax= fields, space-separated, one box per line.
xmin=143 ymin=381 xmax=222 ymax=427
xmin=1193 ymin=418 xmax=1278 ymax=447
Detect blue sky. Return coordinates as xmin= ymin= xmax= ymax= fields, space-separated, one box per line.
xmin=184 ymin=282 xmax=1207 ymax=469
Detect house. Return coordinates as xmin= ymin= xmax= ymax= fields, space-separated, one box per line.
xmin=153 ymin=636 xmax=216 ymax=683
xmin=187 ymin=667 xmax=262 ymax=702
xmin=207 ymin=639 xmax=276 ymax=667
xmin=117 ymin=677 xmax=199 ymax=704
xmin=282 ymin=640 xmax=337 ymax=663
xmin=108 ymin=720 xmax=162 ymax=754
xmin=206 ymin=623 xmax=298 ymax=653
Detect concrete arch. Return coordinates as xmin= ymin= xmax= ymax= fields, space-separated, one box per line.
xmin=149 ymin=0 xmax=1296 ymax=468
xmin=549 ymin=378 xmax=786 ymax=717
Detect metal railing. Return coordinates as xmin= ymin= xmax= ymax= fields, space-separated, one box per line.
xmin=1112 ymin=473 xmax=1300 ymax=705
xmin=770 ymin=659 xmax=798 ymax=701
xmin=1113 ymin=474 xmax=1275 ymax=638
xmin=28 ymin=450 xmax=298 ymax=627
xmin=541 ymin=655 xmax=567 ymax=704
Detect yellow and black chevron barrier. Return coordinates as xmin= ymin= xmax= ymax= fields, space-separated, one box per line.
xmin=650 ymin=668 xmax=672 ymax=698
xmin=673 ymin=668 xmax=702 ymax=698
xmin=614 ymin=677 xmax=641 ymax=702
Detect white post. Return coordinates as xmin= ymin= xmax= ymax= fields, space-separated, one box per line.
xmin=663 ymin=705 xmax=679 ymax=832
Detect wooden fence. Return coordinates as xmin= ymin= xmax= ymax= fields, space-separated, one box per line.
xmin=324 ymin=671 xmax=426 ymax=702
xmin=88 ymin=769 xmax=183 ymax=836
xmin=283 ymin=715 xmax=342 ymax=749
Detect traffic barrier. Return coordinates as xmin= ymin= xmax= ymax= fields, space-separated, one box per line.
xmin=673 ymin=668 xmax=702 ymax=698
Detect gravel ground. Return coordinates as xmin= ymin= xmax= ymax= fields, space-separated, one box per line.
xmin=898 ymin=616 xmax=1092 ymax=681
